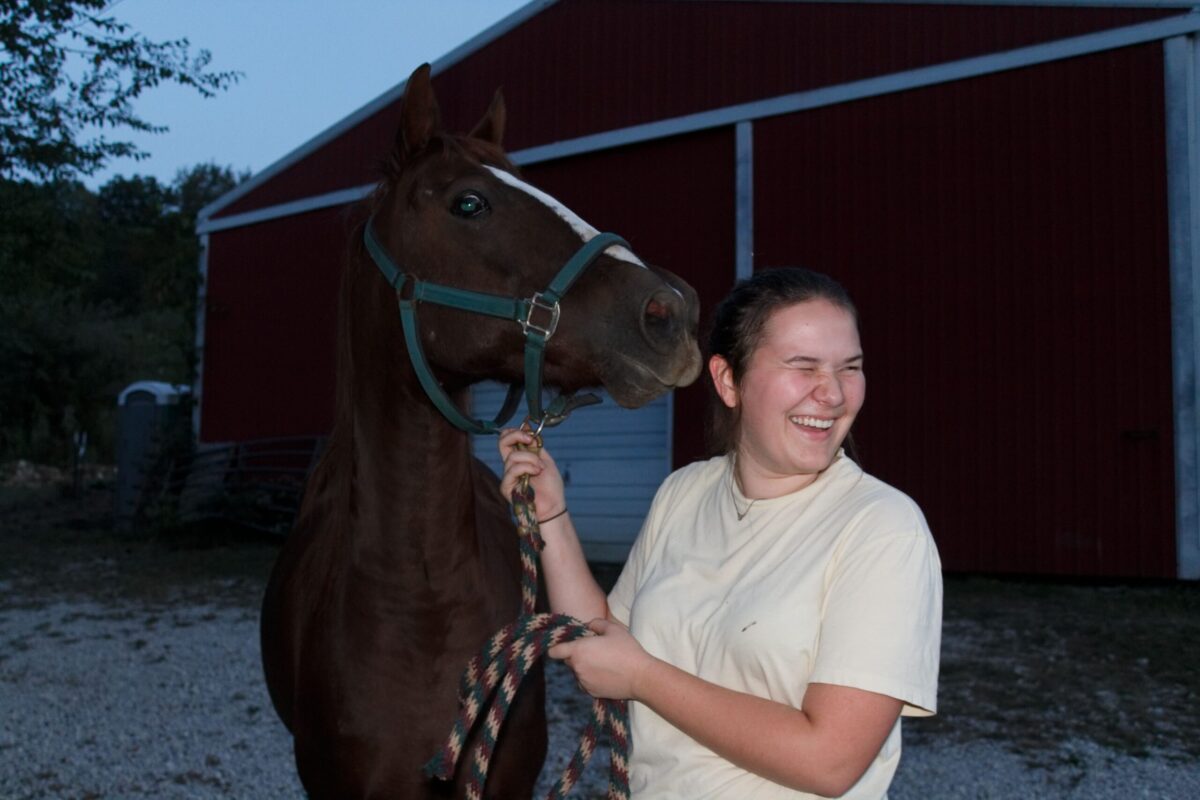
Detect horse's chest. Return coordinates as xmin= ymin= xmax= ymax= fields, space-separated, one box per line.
xmin=334 ymin=577 xmax=512 ymax=672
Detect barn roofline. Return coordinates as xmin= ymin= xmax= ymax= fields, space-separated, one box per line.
xmin=195 ymin=0 xmax=1193 ymax=229
xmin=196 ymin=8 xmax=1200 ymax=235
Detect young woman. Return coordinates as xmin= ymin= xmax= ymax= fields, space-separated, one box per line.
xmin=499 ymin=268 xmax=942 ymax=798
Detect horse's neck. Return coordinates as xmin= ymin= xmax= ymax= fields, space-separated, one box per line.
xmin=344 ymin=379 xmax=481 ymax=573
xmin=321 ymin=245 xmax=484 ymax=572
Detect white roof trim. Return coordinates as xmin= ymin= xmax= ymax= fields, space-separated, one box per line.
xmin=198 ymin=184 xmax=373 ymax=234
xmin=197 ymin=10 xmax=1199 ymax=236
xmin=197 ymin=0 xmax=560 ymax=225
xmin=514 ymin=10 xmax=1200 ymax=163
xmin=199 ymin=0 xmax=1182 ymax=229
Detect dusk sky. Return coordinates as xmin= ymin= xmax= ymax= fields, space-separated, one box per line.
xmin=87 ymin=0 xmax=531 ymax=188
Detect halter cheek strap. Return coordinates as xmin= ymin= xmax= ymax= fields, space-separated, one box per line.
xmin=363 ymin=216 xmax=625 ymax=434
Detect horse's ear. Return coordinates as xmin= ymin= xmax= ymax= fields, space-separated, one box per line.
xmin=468 ymin=88 xmax=506 ymax=146
xmin=397 ymin=63 xmax=441 ymax=159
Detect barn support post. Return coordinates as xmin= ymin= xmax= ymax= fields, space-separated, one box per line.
xmin=192 ymin=232 xmax=209 ymax=442
xmin=735 ymin=121 xmax=754 ymax=282
xmin=1164 ymin=34 xmax=1200 ymax=580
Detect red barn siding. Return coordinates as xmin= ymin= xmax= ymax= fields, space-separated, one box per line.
xmin=213 ymin=0 xmax=1175 ymax=219
xmin=200 ymin=208 xmax=350 ymax=442
xmin=753 ymin=43 xmax=1175 ymax=578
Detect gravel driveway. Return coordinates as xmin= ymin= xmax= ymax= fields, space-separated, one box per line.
xmin=1 ymin=483 xmax=1198 ymax=798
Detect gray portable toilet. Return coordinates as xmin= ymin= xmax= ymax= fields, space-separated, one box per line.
xmin=115 ymin=381 xmax=191 ymax=528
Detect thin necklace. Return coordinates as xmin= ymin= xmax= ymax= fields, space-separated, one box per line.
xmin=729 ymin=458 xmax=759 ymax=521
xmin=728 ymin=452 xmax=862 ymax=523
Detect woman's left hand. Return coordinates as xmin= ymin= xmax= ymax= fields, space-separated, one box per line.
xmin=547 ymin=618 xmax=655 ymax=701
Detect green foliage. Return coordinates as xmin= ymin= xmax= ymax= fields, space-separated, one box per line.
xmin=0 ymin=163 xmax=247 ymax=464
xmin=0 ymin=0 xmax=240 ymax=179
xmin=0 ymin=178 xmax=99 ymax=296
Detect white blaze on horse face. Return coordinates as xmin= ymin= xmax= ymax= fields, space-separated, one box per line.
xmin=484 ymin=165 xmax=648 ymax=269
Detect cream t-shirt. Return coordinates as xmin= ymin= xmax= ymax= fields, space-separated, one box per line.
xmin=608 ymin=452 xmax=942 ymax=799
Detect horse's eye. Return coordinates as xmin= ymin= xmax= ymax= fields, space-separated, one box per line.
xmin=451 ymin=192 xmax=489 ymax=218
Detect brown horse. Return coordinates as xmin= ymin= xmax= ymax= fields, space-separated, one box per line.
xmin=260 ymin=64 xmax=702 ymax=799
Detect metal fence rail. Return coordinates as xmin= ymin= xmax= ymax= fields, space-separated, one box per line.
xmin=138 ymin=436 xmax=326 ymax=535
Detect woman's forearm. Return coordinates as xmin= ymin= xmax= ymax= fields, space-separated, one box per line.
xmin=632 ymin=659 xmax=901 ymax=797
xmin=537 ymin=513 xmax=609 ymax=623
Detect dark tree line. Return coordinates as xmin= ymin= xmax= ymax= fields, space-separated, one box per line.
xmin=0 ymin=164 xmax=247 ymax=464
xmin=1 ymin=0 xmax=242 ymax=464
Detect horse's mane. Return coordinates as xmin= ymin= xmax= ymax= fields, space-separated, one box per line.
xmin=323 ymin=132 xmax=519 ymax=457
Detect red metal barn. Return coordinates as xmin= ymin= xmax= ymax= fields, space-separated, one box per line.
xmin=196 ymin=0 xmax=1200 ymax=580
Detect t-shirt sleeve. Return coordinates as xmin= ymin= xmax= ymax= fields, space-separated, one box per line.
xmin=607 ymin=473 xmax=674 ymax=626
xmin=808 ymin=519 xmax=943 ymax=717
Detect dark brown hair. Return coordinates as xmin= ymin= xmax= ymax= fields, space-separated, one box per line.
xmin=705 ymin=267 xmax=860 ymax=458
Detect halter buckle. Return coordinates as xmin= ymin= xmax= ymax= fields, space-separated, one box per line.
xmin=521 ymin=292 xmax=560 ymax=340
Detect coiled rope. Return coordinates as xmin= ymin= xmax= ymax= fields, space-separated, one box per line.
xmin=423 ymin=430 xmax=631 ymax=800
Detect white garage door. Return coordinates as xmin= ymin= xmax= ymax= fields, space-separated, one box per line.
xmin=470 ymin=382 xmax=672 ymax=563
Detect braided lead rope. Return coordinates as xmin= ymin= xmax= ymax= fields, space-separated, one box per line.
xmin=428 ymin=614 xmax=553 ymax=778
xmin=550 ymin=695 xmax=631 ymax=800
xmin=422 ymin=431 xmax=631 ymax=800
xmin=511 ymin=458 xmax=545 ymax=614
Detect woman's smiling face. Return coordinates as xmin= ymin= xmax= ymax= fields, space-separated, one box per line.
xmin=710 ymin=298 xmax=865 ymax=498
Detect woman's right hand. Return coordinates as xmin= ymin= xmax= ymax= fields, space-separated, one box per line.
xmin=498 ymin=427 xmax=567 ymax=521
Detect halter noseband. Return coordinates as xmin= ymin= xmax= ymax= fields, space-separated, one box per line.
xmin=363 ymin=216 xmax=627 ymax=434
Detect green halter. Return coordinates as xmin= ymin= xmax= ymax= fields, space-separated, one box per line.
xmin=364 ymin=216 xmax=629 ymax=434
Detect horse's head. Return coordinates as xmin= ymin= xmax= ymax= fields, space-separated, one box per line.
xmin=362 ymin=64 xmax=701 ymax=418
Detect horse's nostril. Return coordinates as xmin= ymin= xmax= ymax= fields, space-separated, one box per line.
xmin=640 ymin=289 xmax=684 ymax=352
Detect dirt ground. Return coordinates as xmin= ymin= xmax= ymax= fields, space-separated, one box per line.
xmin=2 ymin=471 xmax=1199 ymax=779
